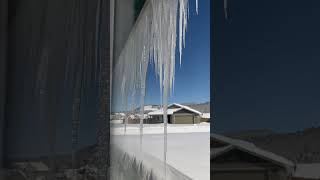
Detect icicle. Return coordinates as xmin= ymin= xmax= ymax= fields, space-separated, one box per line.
xmin=140 ymin=44 xmax=148 ymax=151
xmin=179 ymin=0 xmax=183 ymax=66
xmin=123 ymin=88 xmax=128 ymax=136
xmin=196 ymin=0 xmax=198 ymax=14
xmin=36 ymin=49 xmax=49 ymax=96
xmin=112 ymin=0 xmax=198 ymax=178
xmin=224 ymin=0 xmax=228 ymax=20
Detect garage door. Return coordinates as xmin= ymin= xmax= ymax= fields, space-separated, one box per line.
xmin=174 ymin=115 xmax=194 ymax=124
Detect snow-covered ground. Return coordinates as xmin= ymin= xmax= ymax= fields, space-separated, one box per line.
xmin=110 ymin=124 xmax=210 ymax=180
xmin=111 ymin=122 xmax=210 ymax=135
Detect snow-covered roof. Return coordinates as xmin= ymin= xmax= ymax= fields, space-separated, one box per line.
xmin=125 ymin=114 xmax=149 ymax=119
xmin=211 ymin=134 xmax=295 ymax=171
xmin=294 ymin=163 xmax=320 ymax=179
xmin=147 ymin=103 xmax=202 ymax=116
xmin=211 ymin=145 xmax=234 ymax=158
xmin=211 ymin=133 xmax=256 ymax=149
xmin=168 ymin=103 xmax=202 ymax=115
xmin=148 ymin=108 xmax=181 ymax=115
xmin=201 ymin=113 xmax=210 ymax=119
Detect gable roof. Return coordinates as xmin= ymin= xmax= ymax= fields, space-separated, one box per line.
xmin=211 ymin=145 xmax=234 ymax=158
xmin=168 ymin=103 xmax=202 ymax=115
xmin=211 ymin=134 xmax=295 ymax=173
xmin=148 ymin=103 xmax=202 ymax=116
xmin=148 ymin=108 xmax=181 ymax=115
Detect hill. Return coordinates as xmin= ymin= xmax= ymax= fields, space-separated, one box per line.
xmin=183 ymin=102 xmax=210 ymax=113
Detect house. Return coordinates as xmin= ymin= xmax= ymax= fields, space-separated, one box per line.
xmin=12 ymin=162 xmax=49 ymax=172
xmin=126 ymin=114 xmax=148 ymax=124
xmin=211 ymin=134 xmax=320 ymax=180
xmin=11 ymin=161 xmax=49 ymax=179
xmin=211 ymin=134 xmax=295 ymax=180
xmin=110 ymin=113 xmax=126 ymax=124
xmin=120 ymin=105 xmax=160 ymax=124
xmin=148 ymin=103 xmax=202 ymax=124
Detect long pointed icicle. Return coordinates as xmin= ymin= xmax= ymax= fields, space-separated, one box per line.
xmin=196 ymin=0 xmax=198 ymax=14
xmin=224 ymin=0 xmax=228 ymax=20
xmin=113 ymin=0 xmax=198 ymax=178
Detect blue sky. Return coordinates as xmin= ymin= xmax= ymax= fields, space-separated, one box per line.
xmin=144 ymin=0 xmax=210 ymax=105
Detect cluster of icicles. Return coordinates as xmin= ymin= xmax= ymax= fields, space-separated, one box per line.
xmin=113 ymin=0 xmax=198 ymax=177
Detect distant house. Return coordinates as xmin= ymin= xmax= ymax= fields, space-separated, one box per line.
xmin=12 ymin=162 xmax=49 ymax=172
xmin=211 ymin=134 xmax=294 ymax=180
xmin=11 ymin=161 xmax=49 ymax=179
xmin=126 ymin=114 xmax=148 ymax=124
xmin=148 ymin=103 xmax=202 ymax=124
xmin=211 ymin=134 xmax=320 ymax=180
xmin=119 ymin=105 xmax=160 ymax=124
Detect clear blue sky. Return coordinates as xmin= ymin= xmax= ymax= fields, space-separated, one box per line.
xmin=144 ymin=0 xmax=210 ymax=106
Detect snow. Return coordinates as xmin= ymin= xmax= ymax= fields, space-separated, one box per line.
xmin=168 ymin=103 xmax=202 ymax=115
xmin=110 ymin=120 xmax=123 ymax=124
xmin=148 ymin=104 xmax=203 ymax=116
xmin=148 ymin=108 xmax=181 ymax=115
xmin=110 ymin=146 xmax=192 ymax=180
xmin=212 ymin=134 xmax=320 ymax=179
xmin=211 ymin=145 xmax=233 ymax=158
xmin=111 ymin=123 xmax=210 ymax=135
xmin=111 ymin=132 xmax=210 ymax=180
xmin=211 ymin=134 xmax=295 ymax=173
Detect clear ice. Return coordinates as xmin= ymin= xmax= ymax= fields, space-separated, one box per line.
xmin=113 ymin=0 xmax=198 ymax=177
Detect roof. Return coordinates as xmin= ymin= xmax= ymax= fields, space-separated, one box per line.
xmin=294 ymin=163 xmax=320 ymax=179
xmin=211 ymin=134 xmax=295 ymax=172
xmin=211 ymin=145 xmax=234 ymax=158
xmin=148 ymin=103 xmax=202 ymax=116
xmin=168 ymin=103 xmax=202 ymax=115
xmin=127 ymin=114 xmax=149 ymax=119
xmin=148 ymin=108 xmax=181 ymax=115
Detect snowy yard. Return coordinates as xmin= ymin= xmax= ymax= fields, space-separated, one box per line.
xmin=110 ymin=124 xmax=210 ymax=180
xmin=111 ymin=122 xmax=210 ymax=135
